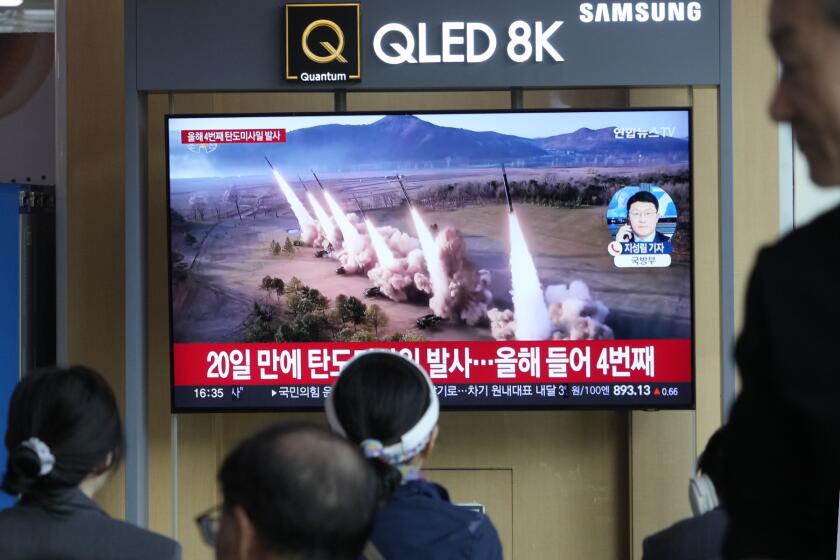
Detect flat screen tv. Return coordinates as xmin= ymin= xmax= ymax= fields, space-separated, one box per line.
xmin=166 ymin=109 xmax=694 ymax=411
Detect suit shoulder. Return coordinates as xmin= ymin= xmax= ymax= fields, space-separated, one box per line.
xmin=0 ymin=503 xmax=46 ymax=532
xmin=773 ymin=203 xmax=840 ymax=256
xmin=98 ymin=517 xmax=180 ymax=559
xmin=642 ymin=510 xmax=728 ymax=560
xmin=0 ymin=503 xmax=179 ymax=560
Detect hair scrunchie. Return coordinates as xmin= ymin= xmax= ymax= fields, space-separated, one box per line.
xmin=20 ymin=437 xmax=55 ymax=477
xmin=360 ymin=439 xmax=385 ymax=460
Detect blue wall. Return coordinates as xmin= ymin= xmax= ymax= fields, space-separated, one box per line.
xmin=0 ymin=185 xmax=20 ymax=509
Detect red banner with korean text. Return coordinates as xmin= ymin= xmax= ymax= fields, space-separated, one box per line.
xmin=173 ymin=340 xmax=691 ymax=386
xmin=180 ymin=129 xmax=286 ymax=144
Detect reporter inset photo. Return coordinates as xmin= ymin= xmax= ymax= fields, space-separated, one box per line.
xmin=606 ymin=185 xmax=677 ymax=243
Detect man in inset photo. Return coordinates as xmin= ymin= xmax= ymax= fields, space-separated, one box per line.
xmin=615 ymin=191 xmax=671 ymax=243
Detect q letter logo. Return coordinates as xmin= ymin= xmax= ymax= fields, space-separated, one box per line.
xmin=302 ymin=19 xmax=347 ymax=63
xmin=286 ymin=3 xmax=361 ymax=82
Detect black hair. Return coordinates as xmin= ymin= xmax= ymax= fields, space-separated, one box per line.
xmin=698 ymin=427 xmax=729 ymax=504
xmin=626 ymin=190 xmax=659 ymax=213
xmin=219 ymin=423 xmax=378 ymax=560
xmin=331 ymin=352 xmax=431 ymax=502
xmin=2 ymin=365 xmax=124 ymax=497
xmin=827 ymin=0 xmax=840 ymax=25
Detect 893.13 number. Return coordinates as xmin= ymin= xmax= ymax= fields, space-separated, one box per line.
xmin=613 ymin=384 xmax=651 ymax=397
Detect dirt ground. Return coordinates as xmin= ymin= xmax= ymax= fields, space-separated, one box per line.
xmin=172 ymin=211 xmax=500 ymax=342
xmin=172 ymin=197 xmax=691 ymax=343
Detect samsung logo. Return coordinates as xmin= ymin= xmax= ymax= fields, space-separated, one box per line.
xmin=580 ymin=2 xmax=702 ymax=23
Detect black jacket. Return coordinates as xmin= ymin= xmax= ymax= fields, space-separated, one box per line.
xmin=371 ymin=479 xmax=503 ymax=560
xmin=724 ymin=204 xmax=840 ymax=559
xmin=0 ymin=487 xmax=180 ymax=560
xmin=643 ymin=508 xmax=729 ymax=560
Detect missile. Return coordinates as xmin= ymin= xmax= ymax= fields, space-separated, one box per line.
xmin=396 ymin=175 xmax=413 ymax=209
xmin=501 ymin=163 xmax=514 ymax=214
xmin=264 ymin=156 xmax=275 ymax=171
xmin=311 ymin=170 xmax=326 ymax=192
xmin=352 ymin=193 xmax=366 ymax=219
xmin=297 ymin=175 xmax=310 ymax=194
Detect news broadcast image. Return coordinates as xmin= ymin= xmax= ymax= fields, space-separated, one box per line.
xmin=166 ymin=110 xmax=693 ymax=410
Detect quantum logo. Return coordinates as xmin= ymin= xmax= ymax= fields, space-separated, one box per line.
xmin=286 ymin=3 xmax=361 ymax=82
xmin=301 ymin=19 xmax=347 ymax=63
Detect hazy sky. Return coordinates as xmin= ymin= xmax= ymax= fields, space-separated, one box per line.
xmin=168 ymin=110 xmax=690 ymax=140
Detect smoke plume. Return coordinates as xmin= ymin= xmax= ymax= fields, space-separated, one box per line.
xmin=489 ymin=280 xmax=613 ymax=341
xmin=433 ymin=227 xmax=494 ymax=325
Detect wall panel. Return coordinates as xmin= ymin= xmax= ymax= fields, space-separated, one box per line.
xmin=346 ymin=91 xmax=509 ymax=112
xmin=692 ymin=87 xmax=724 ymax=453
xmin=147 ymin=92 xmax=172 ymax=537
xmin=67 ymin=0 xmax=126 ymax=516
xmin=523 ymin=89 xmax=629 ymax=109
xmin=732 ymin=0 xmax=779 ymax=334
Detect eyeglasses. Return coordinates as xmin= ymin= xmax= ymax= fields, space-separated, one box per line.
xmin=628 ymin=211 xmax=658 ymax=219
xmin=196 ymin=504 xmax=223 ymax=547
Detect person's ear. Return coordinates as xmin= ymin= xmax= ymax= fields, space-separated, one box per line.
xmin=232 ymin=505 xmax=259 ymax=560
xmin=421 ymin=426 xmax=439 ymax=460
xmin=92 ymin=452 xmax=114 ymax=475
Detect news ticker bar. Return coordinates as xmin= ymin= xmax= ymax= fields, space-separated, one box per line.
xmin=173 ymin=382 xmax=693 ymax=410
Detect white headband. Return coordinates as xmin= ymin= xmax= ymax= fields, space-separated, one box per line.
xmin=21 ymin=437 xmax=55 ymax=477
xmin=325 ymin=350 xmax=439 ymax=465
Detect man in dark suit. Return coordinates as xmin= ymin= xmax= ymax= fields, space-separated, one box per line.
xmin=643 ymin=428 xmax=730 ymax=560
xmin=615 ymin=191 xmax=672 ymax=244
xmin=723 ymin=0 xmax=840 ymax=557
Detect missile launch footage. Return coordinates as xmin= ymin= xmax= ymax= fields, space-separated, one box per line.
xmin=168 ymin=111 xmax=691 ymax=347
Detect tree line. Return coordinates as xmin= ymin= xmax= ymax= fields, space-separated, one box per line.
xmin=243 ymin=275 xmax=423 ymax=343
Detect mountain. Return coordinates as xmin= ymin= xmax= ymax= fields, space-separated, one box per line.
xmin=537 ymin=126 xmax=688 ymax=157
xmin=279 ymin=114 xmax=548 ymax=165
xmin=539 ymin=126 xmax=617 ymax=150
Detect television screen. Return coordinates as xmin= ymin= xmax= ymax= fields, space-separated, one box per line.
xmin=167 ymin=109 xmax=693 ymax=411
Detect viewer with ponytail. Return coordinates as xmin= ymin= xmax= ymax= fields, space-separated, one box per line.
xmin=0 ymin=365 xmax=180 ymax=559
xmin=326 ymin=350 xmax=503 ymax=560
